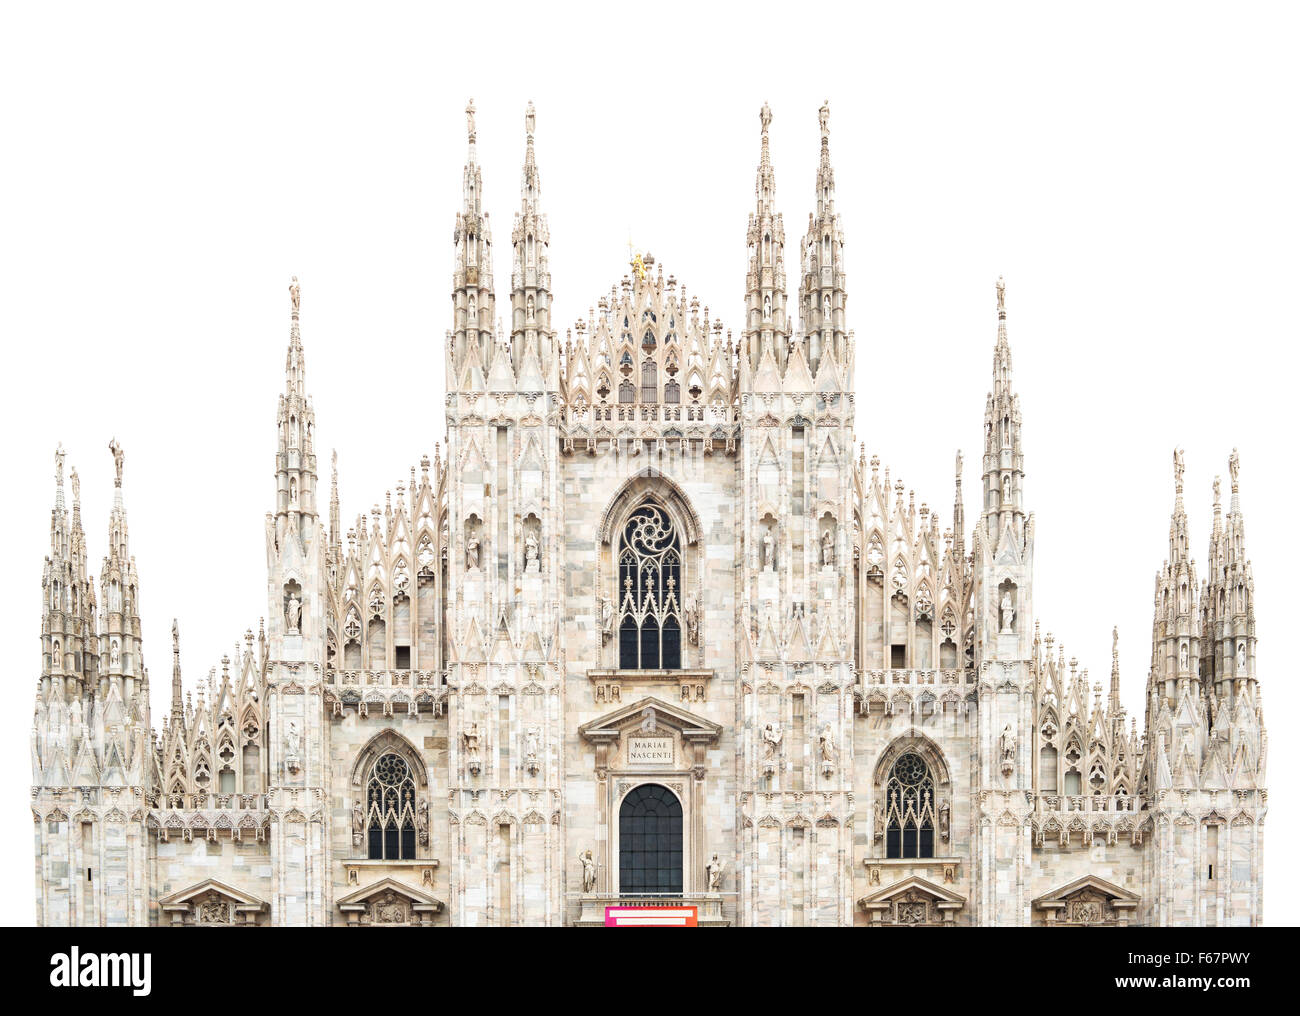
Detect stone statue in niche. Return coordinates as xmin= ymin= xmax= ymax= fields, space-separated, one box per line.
xmin=939 ymin=799 xmax=951 ymax=841
xmin=821 ymin=529 xmax=834 ymax=568
xmin=466 ymin=532 xmax=480 ymax=571
xmin=524 ymin=530 xmax=540 ymax=573
xmin=1237 ymin=641 xmax=1247 ymax=674
xmin=579 ymin=848 xmax=597 ymax=894
xmin=1180 ymin=642 xmax=1189 ymax=671
xmin=999 ymin=723 xmax=1016 ymax=777
xmin=1002 ymin=473 xmax=1011 ymax=502
xmin=463 ymin=722 xmax=482 ymax=775
xmin=706 ymin=854 xmax=725 ymax=892
xmin=818 ymin=724 xmax=836 ymax=773
xmin=417 ymin=800 xmax=429 ymax=846
xmin=999 ymin=589 xmax=1015 ymax=634
xmin=524 ymin=725 xmax=541 ymax=776
xmin=598 ymin=597 xmax=613 ymax=643
xmin=685 ymin=599 xmax=699 ymax=646
xmin=762 ymin=527 xmax=775 ymax=571
xmin=284 ymin=720 xmax=301 ymax=774
xmin=352 ymin=799 xmax=365 ymax=847
xmin=110 ymin=638 xmax=121 ymax=666
xmin=286 ymin=593 xmax=301 ymax=634
xmin=761 ymin=722 xmax=782 ymax=762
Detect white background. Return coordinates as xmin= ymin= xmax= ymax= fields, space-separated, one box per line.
xmin=1 ymin=1 xmax=1295 ymax=926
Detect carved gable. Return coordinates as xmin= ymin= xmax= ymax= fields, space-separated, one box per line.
xmin=157 ymin=879 xmax=268 ymax=927
xmin=336 ymin=877 xmax=445 ymax=927
xmin=1033 ymin=874 xmax=1139 ymax=926
xmin=858 ymin=875 xmax=966 ymax=927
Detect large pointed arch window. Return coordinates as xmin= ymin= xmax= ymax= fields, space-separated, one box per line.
xmin=618 ymin=502 xmax=682 ymax=670
xmin=366 ymin=753 xmax=417 ymax=860
xmin=885 ymin=752 xmax=936 ymax=859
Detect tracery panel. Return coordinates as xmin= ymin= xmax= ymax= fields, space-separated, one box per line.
xmin=617 ymin=502 xmax=683 ymax=670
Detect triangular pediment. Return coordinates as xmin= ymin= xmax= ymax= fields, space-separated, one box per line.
xmin=578 ymin=695 xmax=722 ymax=743
xmin=1033 ymin=873 xmax=1139 ymax=906
xmin=158 ymin=878 xmax=267 ymax=910
xmin=335 ymin=877 xmax=443 ymax=909
xmin=858 ymin=875 xmax=966 ymax=906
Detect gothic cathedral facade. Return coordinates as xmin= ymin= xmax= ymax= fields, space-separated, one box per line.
xmin=31 ymin=103 xmax=1267 ymax=927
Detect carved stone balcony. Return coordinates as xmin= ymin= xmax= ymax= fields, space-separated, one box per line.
xmin=572 ymin=893 xmax=729 ymax=927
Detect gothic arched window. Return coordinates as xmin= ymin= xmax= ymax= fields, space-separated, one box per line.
xmin=619 ymin=784 xmax=683 ymax=894
xmin=618 ymin=503 xmax=682 ymax=670
xmin=885 ymin=752 xmax=936 ymax=859
xmin=640 ymin=360 xmax=658 ymax=402
xmin=366 ymin=752 xmax=417 ymax=860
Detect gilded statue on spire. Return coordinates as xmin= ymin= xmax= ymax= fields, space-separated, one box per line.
xmin=109 ymin=438 xmax=124 ymax=487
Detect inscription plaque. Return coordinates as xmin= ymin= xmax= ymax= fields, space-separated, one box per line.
xmin=627 ymin=735 xmax=674 ymax=766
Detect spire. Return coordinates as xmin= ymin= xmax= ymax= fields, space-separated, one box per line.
xmin=285 ymin=275 xmax=305 ymax=397
xmin=100 ymin=439 xmax=142 ymax=690
xmin=1148 ymin=448 xmax=1198 ymax=701
xmin=273 ymin=277 xmax=318 ymax=549
xmin=952 ymin=449 xmax=966 ymax=563
xmin=107 ymin=437 xmax=128 ymax=560
xmin=981 ymin=277 xmax=1026 ymax=541
xmin=1203 ymin=448 xmax=1255 ymax=692
xmin=170 ymin=619 xmax=184 ymax=728
xmin=54 ymin=442 xmax=65 ymax=512
xmin=521 ymin=100 xmax=540 ymax=209
xmin=743 ymin=102 xmax=788 ymax=375
xmin=797 ymin=101 xmax=848 ymax=378
xmin=816 ymin=99 xmax=835 ymax=215
xmin=329 ymin=448 xmax=340 ymax=561
xmin=510 ymin=101 xmax=553 ymax=386
xmin=1110 ymin=625 xmax=1121 ymax=714
xmin=993 ymin=275 xmax=1012 ymax=387
xmin=41 ymin=443 xmax=97 ymax=692
xmin=451 ymin=98 xmax=496 ymax=389
xmin=1169 ymin=446 xmax=1189 ymax=564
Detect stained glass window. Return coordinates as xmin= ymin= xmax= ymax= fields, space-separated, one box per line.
xmin=618 ymin=503 xmax=682 ymax=670
xmin=885 ymin=752 xmax=936 ymax=859
xmin=366 ymin=752 xmax=417 ymax=860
